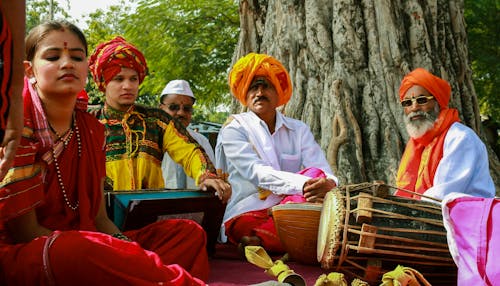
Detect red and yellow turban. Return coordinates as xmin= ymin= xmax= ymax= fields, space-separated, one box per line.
xmin=399 ymin=68 xmax=451 ymax=108
xmin=228 ymin=53 xmax=292 ymax=106
xmin=88 ymin=36 xmax=148 ymax=92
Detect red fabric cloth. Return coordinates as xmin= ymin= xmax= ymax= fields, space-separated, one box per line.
xmin=88 ymin=36 xmax=148 ymax=92
xmin=125 ymin=219 xmax=209 ymax=281
xmin=225 ymin=208 xmax=285 ymax=252
xmin=224 ymin=167 xmax=326 ymax=252
xmin=395 ymin=108 xmax=460 ymax=198
xmin=0 ymin=88 xmax=205 ymax=284
xmin=0 ymin=231 xmax=203 ymax=286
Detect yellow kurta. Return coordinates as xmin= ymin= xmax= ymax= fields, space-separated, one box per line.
xmin=90 ymin=104 xmax=214 ymax=191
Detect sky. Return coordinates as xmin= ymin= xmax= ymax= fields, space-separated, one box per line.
xmin=54 ymin=0 xmax=126 ymax=27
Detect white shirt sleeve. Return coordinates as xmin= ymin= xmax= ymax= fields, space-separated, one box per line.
xmin=424 ymin=123 xmax=495 ymax=201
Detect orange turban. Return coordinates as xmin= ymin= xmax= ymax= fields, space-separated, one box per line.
xmin=399 ymin=68 xmax=451 ymax=108
xmin=228 ymin=53 xmax=292 ymax=106
xmin=88 ymin=36 xmax=148 ymax=92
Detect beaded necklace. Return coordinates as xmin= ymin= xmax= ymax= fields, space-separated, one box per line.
xmin=49 ymin=113 xmax=81 ymax=211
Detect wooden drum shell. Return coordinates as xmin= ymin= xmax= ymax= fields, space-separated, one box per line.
xmin=272 ymin=203 xmax=322 ymax=265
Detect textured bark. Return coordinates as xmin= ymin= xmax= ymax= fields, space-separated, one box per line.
xmin=232 ymin=0 xmax=499 ymax=193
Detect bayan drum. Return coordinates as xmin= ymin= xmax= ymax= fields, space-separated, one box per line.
xmin=272 ymin=202 xmax=322 ymax=264
xmin=317 ymin=182 xmax=456 ymax=285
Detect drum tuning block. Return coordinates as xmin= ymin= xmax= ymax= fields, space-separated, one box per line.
xmin=355 ymin=192 xmax=373 ymax=223
xmin=371 ymin=180 xmax=389 ymax=198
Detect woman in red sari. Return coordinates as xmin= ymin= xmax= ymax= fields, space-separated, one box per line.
xmin=0 ymin=21 xmax=207 ymax=285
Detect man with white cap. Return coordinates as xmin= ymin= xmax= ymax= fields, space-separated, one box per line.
xmin=160 ymin=79 xmax=216 ymax=189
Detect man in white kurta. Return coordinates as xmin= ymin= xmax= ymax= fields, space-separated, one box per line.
xmin=159 ymin=79 xmax=216 ymax=189
xmin=395 ymin=68 xmax=495 ymax=201
xmin=216 ymin=53 xmax=339 ymax=252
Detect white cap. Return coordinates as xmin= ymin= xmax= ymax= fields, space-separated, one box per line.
xmin=161 ymin=79 xmax=195 ymax=99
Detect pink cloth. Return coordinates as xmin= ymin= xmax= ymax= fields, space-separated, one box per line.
xmin=442 ymin=194 xmax=500 ymax=285
xmin=280 ymin=167 xmax=327 ymax=204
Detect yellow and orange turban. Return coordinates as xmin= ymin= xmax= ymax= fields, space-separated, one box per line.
xmin=399 ymin=68 xmax=451 ymax=108
xmin=228 ymin=53 xmax=292 ymax=106
xmin=88 ymin=36 xmax=148 ymax=92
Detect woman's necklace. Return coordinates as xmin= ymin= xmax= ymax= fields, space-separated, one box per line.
xmin=50 ymin=113 xmax=81 ymax=211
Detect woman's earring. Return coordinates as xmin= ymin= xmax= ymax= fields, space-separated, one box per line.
xmin=29 ymin=77 xmax=37 ymax=84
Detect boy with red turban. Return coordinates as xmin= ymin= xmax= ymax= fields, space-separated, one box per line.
xmin=216 ymin=53 xmax=339 ymax=253
xmin=395 ymin=67 xmax=494 ymax=200
xmin=88 ymin=36 xmax=230 ymax=199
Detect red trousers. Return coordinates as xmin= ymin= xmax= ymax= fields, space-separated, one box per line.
xmin=0 ymin=219 xmax=207 ymax=285
xmin=225 ymin=208 xmax=285 ymax=253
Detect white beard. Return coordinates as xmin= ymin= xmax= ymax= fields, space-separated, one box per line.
xmin=406 ymin=119 xmax=434 ymax=138
xmin=404 ymin=105 xmax=440 ymax=139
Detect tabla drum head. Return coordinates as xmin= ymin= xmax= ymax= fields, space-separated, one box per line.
xmin=317 ymin=190 xmax=345 ymax=269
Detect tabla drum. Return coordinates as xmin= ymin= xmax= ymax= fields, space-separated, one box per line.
xmin=317 ymin=182 xmax=456 ymax=285
xmin=272 ymin=202 xmax=322 ymax=264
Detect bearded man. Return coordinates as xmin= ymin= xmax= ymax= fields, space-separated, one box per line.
xmin=395 ymin=68 xmax=495 ymax=201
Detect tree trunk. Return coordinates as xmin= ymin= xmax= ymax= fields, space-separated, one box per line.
xmin=231 ymin=0 xmax=499 ymax=194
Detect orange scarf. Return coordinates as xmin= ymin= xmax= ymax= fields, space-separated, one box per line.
xmin=395 ymin=108 xmax=460 ymax=198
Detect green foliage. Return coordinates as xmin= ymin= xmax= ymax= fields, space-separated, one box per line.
xmin=26 ymin=0 xmax=238 ymax=123
xmin=124 ymin=0 xmax=239 ymax=119
xmin=82 ymin=0 xmax=239 ymax=122
xmin=464 ymin=0 xmax=500 ymax=127
xmin=26 ymin=0 xmax=72 ymax=31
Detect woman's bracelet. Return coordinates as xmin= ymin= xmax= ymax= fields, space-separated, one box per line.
xmin=112 ymin=232 xmax=132 ymax=241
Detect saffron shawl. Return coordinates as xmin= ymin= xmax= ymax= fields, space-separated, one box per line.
xmin=395 ymin=108 xmax=460 ymax=197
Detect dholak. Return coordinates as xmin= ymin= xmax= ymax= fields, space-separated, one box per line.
xmin=272 ymin=202 xmax=322 ymax=264
xmin=317 ymin=182 xmax=456 ymax=285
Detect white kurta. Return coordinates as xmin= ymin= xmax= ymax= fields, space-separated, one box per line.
xmin=215 ymin=111 xmax=338 ymax=242
xmin=162 ymin=128 xmax=215 ymax=189
xmin=423 ymin=122 xmax=495 ymax=201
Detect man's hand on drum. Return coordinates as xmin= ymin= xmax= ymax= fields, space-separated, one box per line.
xmin=302 ymin=177 xmax=337 ymax=203
xmin=200 ymin=178 xmax=232 ymax=204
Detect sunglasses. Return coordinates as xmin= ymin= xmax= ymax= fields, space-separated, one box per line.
xmin=164 ymin=103 xmax=193 ymax=113
xmin=400 ymin=95 xmax=434 ymax=107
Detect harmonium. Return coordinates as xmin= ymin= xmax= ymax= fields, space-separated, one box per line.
xmin=105 ymin=189 xmax=225 ymax=256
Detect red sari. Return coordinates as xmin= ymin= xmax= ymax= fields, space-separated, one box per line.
xmin=0 ymin=85 xmax=207 ymax=285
